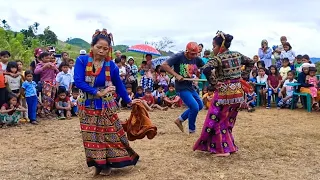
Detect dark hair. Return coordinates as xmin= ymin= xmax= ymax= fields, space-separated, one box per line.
xmin=155 ymin=65 xmax=161 ymax=72
xmin=269 ymin=65 xmax=279 ymax=76
xmin=287 ymin=70 xmax=294 ymax=76
xmin=296 ymin=55 xmax=302 ymax=59
xmin=160 ymin=69 xmax=166 ymax=73
xmin=39 ymin=52 xmax=50 ymax=60
xmin=0 ymin=50 xmax=11 ymax=57
xmin=126 ymin=84 xmax=132 ymax=89
xmin=213 ymin=33 xmax=233 ymax=49
xmin=283 ymin=42 xmax=292 ymax=50
xmin=24 ymin=70 xmax=33 ymax=77
xmin=145 ymin=88 xmax=152 ymax=93
xmin=204 ymin=50 xmax=211 ymax=56
xmin=198 ymin=43 xmax=204 ymax=48
xmin=57 ymin=86 xmax=67 ymax=95
xmin=136 ymin=86 xmax=143 ymax=91
xmin=91 ymin=34 xmax=111 ymax=46
xmin=61 ymin=52 xmax=68 ymax=57
xmin=282 ymin=58 xmax=290 ymax=62
xmin=257 ymin=61 xmax=265 ymax=68
xmin=68 ymin=58 xmax=74 ymax=63
xmin=309 ymin=67 xmax=317 ymax=72
xmin=59 ymin=61 xmax=69 ymax=71
xmin=15 ymin=60 xmax=23 ymax=64
xmin=6 ymin=61 xmax=18 ymax=73
xmin=115 ymin=57 xmax=121 ymax=64
xmin=7 ymin=92 xmax=18 ymax=101
xmin=207 ymin=85 xmax=215 ymax=92
xmin=168 ymin=83 xmax=175 ymax=88
xmin=302 ymin=54 xmax=310 ymax=60
xmin=72 ymin=87 xmax=80 ymax=93
xmin=258 ymin=67 xmax=266 ymax=72
xmin=120 ymin=55 xmax=127 ymax=60
xmin=141 ymin=61 xmax=147 ymax=65
xmin=145 ymin=54 xmax=152 ymax=58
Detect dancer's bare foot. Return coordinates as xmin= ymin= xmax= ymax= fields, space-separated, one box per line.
xmin=100 ymin=168 xmax=112 ymax=176
xmin=93 ymin=167 xmax=102 ymax=177
xmin=174 ymin=119 xmax=184 ymax=132
xmin=162 ymin=106 xmax=168 ymax=111
xmin=214 ymin=153 xmax=230 ymax=157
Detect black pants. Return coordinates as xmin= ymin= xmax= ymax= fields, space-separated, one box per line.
xmin=129 ymin=80 xmax=138 ymax=94
xmin=0 ymin=88 xmax=7 ymax=107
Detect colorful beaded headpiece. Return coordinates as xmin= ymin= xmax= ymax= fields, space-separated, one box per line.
xmin=216 ymin=30 xmax=226 ymax=54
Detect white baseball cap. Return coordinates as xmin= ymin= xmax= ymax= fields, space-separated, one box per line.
xmin=80 ymin=50 xmax=87 ymax=55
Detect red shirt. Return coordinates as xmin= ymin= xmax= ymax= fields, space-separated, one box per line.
xmin=142 ymin=95 xmax=154 ymax=105
xmin=55 ymin=96 xmax=70 ymax=103
xmin=2 ymin=103 xmax=19 ymax=115
xmin=268 ymin=75 xmax=282 ymax=88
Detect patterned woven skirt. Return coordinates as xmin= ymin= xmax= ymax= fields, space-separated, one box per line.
xmin=193 ymin=91 xmax=241 ymax=154
xmin=41 ymin=81 xmax=56 ymax=114
xmin=80 ymin=109 xmax=139 ymax=169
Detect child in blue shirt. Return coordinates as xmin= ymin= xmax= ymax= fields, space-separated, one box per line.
xmin=21 ymin=70 xmax=38 ymax=124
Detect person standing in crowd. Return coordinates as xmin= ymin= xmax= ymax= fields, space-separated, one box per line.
xmin=0 ymin=51 xmax=10 ymax=107
xmin=114 ymin=50 xmax=121 ymax=59
xmin=80 ymin=50 xmax=87 ymax=55
xmin=126 ymin=56 xmax=138 ymax=93
xmin=161 ymin=42 xmax=204 ymax=134
xmin=280 ymin=42 xmax=295 ymax=69
xmin=258 ymin=39 xmax=273 ymax=69
xmin=21 ymin=70 xmax=38 ymax=124
xmin=198 ymin=43 xmax=204 ymax=57
xmin=145 ymin=54 xmax=154 ymax=72
xmin=56 ymin=62 xmax=73 ymax=93
xmin=74 ymin=30 xmax=139 ymax=176
xmin=273 ymin=36 xmax=287 ymax=69
xmin=0 ymin=50 xmax=10 ymax=71
xmin=193 ymin=31 xmax=254 ymax=157
xmin=30 ymin=48 xmax=42 ymax=92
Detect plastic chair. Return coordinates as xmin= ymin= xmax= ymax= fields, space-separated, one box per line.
xmin=290 ymin=92 xmax=312 ymax=112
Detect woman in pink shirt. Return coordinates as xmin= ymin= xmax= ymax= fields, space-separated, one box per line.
xmin=34 ymin=52 xmax=59 ymax=118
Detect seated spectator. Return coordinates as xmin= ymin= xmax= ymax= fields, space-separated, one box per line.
xmin=156 ymin=69 xmax=169 ymax=92
xmin=0 ymin=93 xmax=26 ymax=128
xmin=278 ymin=71 xmax=296 ymax=109
xmin=134 ymin=86 xmax=144 ymax=99
xmin=140 ymin=69 xmax=154 ymax=91
xmin=141 ymin=88 xmax=168 ymax=111
xmin=120 ymin=84 xmax=134 ymax=108
xmin=70 ymin=87 xmax=79 ymax=116
xmin=279 ymin=58 xmax=291 ymax=81
xmin=164 ymin=83 xmax=181 ymax=108
xmin=257 ymin=67 xmax=268 ymax=106
xmin=152 ymin=85 xmax=166 ymax=106
xmin=55 ymin=88 xmax=72 ymax=120
xmin=202 ymin=85 xmax=214 ymax=110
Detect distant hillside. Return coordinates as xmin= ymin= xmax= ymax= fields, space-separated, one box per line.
xmin=66 ymin=38 xmax=90 ymax=49
xmin=310 ymin=58 xmax=320 ymax=63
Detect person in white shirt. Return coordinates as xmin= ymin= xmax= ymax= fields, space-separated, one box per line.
xmin=278 ymin=71 xmax=297 ymax=108
xmin=56 ymin=62 xmax=73 ymax=92
xmin=256 ymin=67 xmax=268 ymax=106
xmin=67 ymin=59 xmax=75 ymax=85
xmin=280 ymin=42 xmax=295 ymax=66
xmin=115 ymin=57 xmax=126 ymax=82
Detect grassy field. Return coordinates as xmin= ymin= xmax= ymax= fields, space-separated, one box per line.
xmin=0 ymin=107 xmax=319 ymax=180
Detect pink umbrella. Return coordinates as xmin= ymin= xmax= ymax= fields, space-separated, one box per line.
xmin=128 ymin=44 xmax=161 ymax=56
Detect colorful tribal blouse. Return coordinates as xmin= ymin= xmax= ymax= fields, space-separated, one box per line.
xmin=202 ymin=51 xmax=254 ymax=86
xmin=74 ymin=55 xmax=131 ymax=110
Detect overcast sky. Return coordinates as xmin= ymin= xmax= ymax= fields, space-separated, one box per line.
xmin=1 ymin=0 xmax=320 ymax=57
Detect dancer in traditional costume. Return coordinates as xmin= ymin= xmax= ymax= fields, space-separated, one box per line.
xmin=193 ymin=31 xmax=254 ymax=156
xmin=74 ymin=30 xmax=139 ymax=176
xmin=161 ymin=42 xmax=204 ymax=133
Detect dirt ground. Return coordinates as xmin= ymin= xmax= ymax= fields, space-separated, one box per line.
xmin=0 ymin=107 xmax=319 ymax=180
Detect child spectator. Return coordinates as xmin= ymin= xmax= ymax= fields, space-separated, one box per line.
xmin=156 ymin=69 xmax=169 ymax=92
xmin=16 ymin=60 xmax=25 ymax=80
xmin=125 ymin=56 xmax=138 ymax=93
xmin=202 ymin=85 xmax=214 ymax=110
xmin=134 ymin=86 xmax=144 ymax=99
xmin=0 ymin=93 xmax=26 ymax=128
xmin=152 ymin=85 xmax=166 ymax=106
xmin=267 ymin=65 xmax=282 ymax=109
xmin=68 ymin=59 xmax=75 ymax=86
xmin=21 ymin=70 xmax=38 ymax=124
xmin=34 ymin=52 xmax=59 ymax=117
xmin=306 ymin=66 xmax=319 ymax=110
xmin=70 ymin=87 xmax=79 ymax=116
xmin=141 ymin=88 xmax=168 ymax=111
xmin=55 ymin=88 xmax=72 ymax=120
xmin=192 ymin=74 xmax=200 ymax=94
xmin=242 ymin=87 xmax=257 ymax=112
xmin=279 ymin=58 xmax=291 ymax=80
xmin=301 ymin=54 xmax=311 ymax=64
xmin=0 ymin=50 xmax=10 ymax=71
xmin=115 ymin=57 xmax=126 ymax=83
xmin=257 ymin=67 xmax=268 ymax=106
xmin=5 ymin=62 xmax=23 ymax=98
xmin=202 ymin=86 xmax=208 ymax=97
xmin=56 ymin=62 xmax=73 ymax=92
xmin=294 ymin=55 xmax=303 ymax=76
xmin=140 ymin=69 xmax=154 ymax=91
xmin=0 ymin=57 xmax=6 ymax=107
xmin=120 ymin=84 xmax=134 ymax=108
xmin=139 ymin=61 xmax=147 ymax=76
xmin=280 ymin=42 xmax=295 ymax=68
xmin=249 ymin=70 xmax=258 ymax=83
xmin=278 ymin=71 xmax=297 ymax=109
xmin=164 ymin=83 xmax=181 ymax=108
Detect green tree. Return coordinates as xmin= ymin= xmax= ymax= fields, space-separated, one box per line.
xmin=1 ymin=19 xmax=11 ymax=30
xmin=39 ymin=26 xmax=58 ymax=45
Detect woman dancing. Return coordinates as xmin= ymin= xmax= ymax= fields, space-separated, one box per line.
xmin=193 ymin=31 xmax=254 ymax=157
xmin=74 ymin=29 xmax=139 ymax=176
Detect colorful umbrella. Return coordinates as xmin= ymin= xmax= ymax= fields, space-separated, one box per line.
xmin=128 ymin=44 xmax=161 ymax=56
xmin=151 ymin=56 xmax=170 ymax=68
